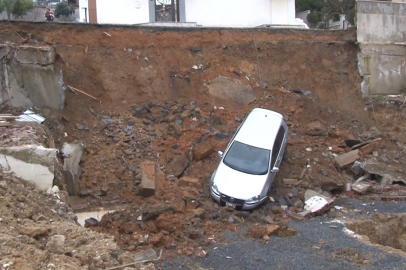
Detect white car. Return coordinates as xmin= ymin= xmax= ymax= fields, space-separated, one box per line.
xmin=210 ymin=108 xmax=288 ymax=210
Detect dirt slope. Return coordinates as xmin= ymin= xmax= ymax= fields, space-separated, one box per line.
xmin=2 ymin=22 xmax=405 ymax=268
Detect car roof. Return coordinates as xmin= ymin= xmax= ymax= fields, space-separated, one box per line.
xmin=234 ymin=108 xmax=284 ymax=150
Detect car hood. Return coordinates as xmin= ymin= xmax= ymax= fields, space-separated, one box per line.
xmin=213 ymin=161 xmax=267 ymax=200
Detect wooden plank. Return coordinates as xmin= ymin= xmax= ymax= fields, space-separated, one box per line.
xmin=334 ymin=149 xmax=360 ymax=168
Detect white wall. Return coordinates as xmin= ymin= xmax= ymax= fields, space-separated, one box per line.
xmin=185 ymin=0 xmax=272 ymax=27
xmin=96 ymin=0 xmax=149 ymax=24
xmin=79 ymin=0 xmax=89 ymax=23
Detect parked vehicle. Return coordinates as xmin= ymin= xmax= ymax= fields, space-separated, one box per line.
xmin=210 ymin=108 xmax=288 ymax=210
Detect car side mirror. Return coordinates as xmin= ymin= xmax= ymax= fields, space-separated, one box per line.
xmin=271 ymin=167 xmax=279 ymax=173
xmin=217 ymin=151 xmax=223 ymax=158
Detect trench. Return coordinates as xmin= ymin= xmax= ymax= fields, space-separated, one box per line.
xmin=345 ymin=213 xmax=406 ymax=252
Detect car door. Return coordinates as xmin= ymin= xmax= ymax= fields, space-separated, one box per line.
xmin=263 ymin=125 xmax=286 ymax=197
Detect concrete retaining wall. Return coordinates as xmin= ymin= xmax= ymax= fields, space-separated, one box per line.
xmin=357 ymin=0 xmax=406 ymax=95
xmin=0 ymin=44 xmax=66 ymax=110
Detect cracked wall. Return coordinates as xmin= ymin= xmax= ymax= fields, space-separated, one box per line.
xmin=357 ymin=0 xmax=406 ymax=95
xmin=0 ymin=43 xmax=66 ymax=110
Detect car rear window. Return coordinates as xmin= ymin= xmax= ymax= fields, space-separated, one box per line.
xmin=223 ymin=141 xmax=270 ymax=175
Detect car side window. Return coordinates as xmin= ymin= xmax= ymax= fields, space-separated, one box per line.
xmin=270 ymin=126 xmax=285 ymax=168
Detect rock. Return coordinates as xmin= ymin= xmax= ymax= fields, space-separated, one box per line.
xmin=319 ymin=177 xmax=343 ymax=191
xmin=20 ymin=226 xmax=49 ymax=238
xmin=235 ymin=117 xmax=242 ymax=122
xmin=266 ymin=225 xmax=281 ymax=235
xmin=0 ymin=145 xmax=57 ymax=191
xmin=193 ymin=140 xmax=213 ymax=161
xmin=156 ymin=213 xmax=183 ymax=232
xmin=305 ymin=121 xmax=327 ymax=136
xmin=166 ymin=154 xmax=189 ymax=177
xmin=78 ymin=189 xmax=93 ymax=196
xmin=46 ymin=235 xmax=65 ymax=254
xmin=143 ymin=203 xmax=174 ymax=221
xmin=293 ymin=198 xmax=304 ymax=209
xmin=271 ymin=205 xmax=284 ymax=214
xmin=84 ymin=218 xmax=98 ymax=227
xmin=334 ymin=149 xmax=360 ymax=168
xmin=178 ymin=176 xmax=202 ymax=189
xmin=287 ymin=211 xmax=305 ymax=221
xmin=321 ymin=169 xmax=328 ymax=176
xmin=249 ymin=225 xmax=267 ymax=239
xmin=264 ymin=215 xmax=274 ymax=224
xmin=283 ymin=178 xmax=299 ymax=185
xmin=352 ymin=182 xmax=372 ymax=195
xmin=208 ymin=76 xmax=256 ymax=105
xmin=137 ymin=161 xmax=156 ymax=197
xmin=351 ymin=161 xmax=362 ymax=175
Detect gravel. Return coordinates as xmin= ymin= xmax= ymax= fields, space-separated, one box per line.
xmin=158 ymin=199 xmax=406 ymax=270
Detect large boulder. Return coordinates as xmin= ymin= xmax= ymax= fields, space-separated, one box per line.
xmin=208 ymin=76 xmax=256 ymax=105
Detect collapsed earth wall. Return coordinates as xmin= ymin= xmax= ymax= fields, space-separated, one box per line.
xmin=0 ymin=22 xmax=362 ymax=116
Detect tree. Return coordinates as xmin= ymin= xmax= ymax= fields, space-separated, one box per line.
xmin=11 ymin=0 xmax=34 ymax=18
xmin=347 ymin=7 xmax=356 ymax=26
xmin=54 ymin=2 xmax=75 ymax=21
xmin=306 ymin=11 xmax=320 ymax=28
xmin=296 ymin=0 xmax=324 ymax=13
xmin=0 ymin=0 xmax=34 ymax=20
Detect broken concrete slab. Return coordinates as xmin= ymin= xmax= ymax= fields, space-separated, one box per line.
xmin=304 ymin=196 xmax=333 ymax=214
xmin=334 ymin=149 xmax=360 ymax=168
xmin=208 ymin=76 xmax=256 ymax=105
xmin=61 ymin=143 xmax=83 ymax=196
xmin=304 ymin=189 xmax=330 ymax=201
xmin=0 ymin=145 xmax=56 ymax=191
xmin=352 ymin=182 xmax=372 ymax=195
xmin=137 ymin=161 xmax=156 ymax=197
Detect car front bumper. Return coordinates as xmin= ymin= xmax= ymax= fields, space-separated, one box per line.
xmin=210 ymin=188 xmax=267 ymax=210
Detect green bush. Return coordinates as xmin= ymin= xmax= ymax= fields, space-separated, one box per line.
xmin=55 ymin=2 xmax=75 ymax=19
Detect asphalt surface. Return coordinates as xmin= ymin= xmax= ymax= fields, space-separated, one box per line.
xmin=158 ymin=199 xmax=406 ymax=270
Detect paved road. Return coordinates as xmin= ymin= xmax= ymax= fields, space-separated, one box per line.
xmin=158 ymin=199 xmax=406 ymax=270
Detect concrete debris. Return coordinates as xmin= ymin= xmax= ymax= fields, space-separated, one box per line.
xmin=61 ymin=143 xmax=83 ymax=196
xmin=0 ymin=145 xmax=57 ymax=191
xmin=334 ymin=149 xmax=360 ymax=168
xmin=352 ymin=182 xmax=372 ymax=195
xmin=304 ymin=196 xmax=333 ymax=215
xmin=137 ymin=161 xmax=157 ymax=197
xmin=17 ymin=109 xmax=45 ymax=123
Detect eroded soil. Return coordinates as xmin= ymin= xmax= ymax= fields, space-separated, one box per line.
xmin=0 ymin=22 xmax=405 ymax=269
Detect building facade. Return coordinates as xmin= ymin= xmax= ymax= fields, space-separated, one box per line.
xmin=79 ymin=0 xmax=299 ymax=28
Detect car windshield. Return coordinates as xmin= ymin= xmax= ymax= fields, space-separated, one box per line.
xmin=223 ymin=141 xmax=270 ymax=175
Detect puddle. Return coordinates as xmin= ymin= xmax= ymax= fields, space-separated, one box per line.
xmin=75 ymin=209 xmax=115 ymax=227
xmin=345 ymin=213 xmax=406 ymax=251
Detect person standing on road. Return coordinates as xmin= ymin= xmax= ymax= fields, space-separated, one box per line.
xmin=45 ymin=8 xmax=55 ymax=22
